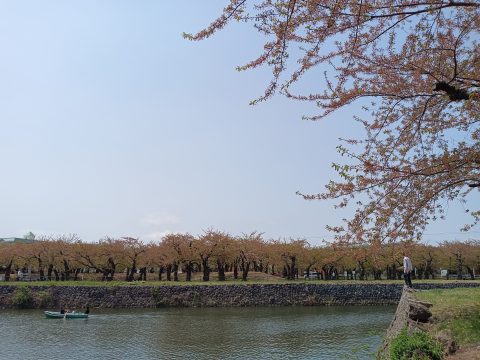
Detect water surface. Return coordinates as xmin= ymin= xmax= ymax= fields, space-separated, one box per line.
xmin=0 ymin=306 xmax=394 ymax=359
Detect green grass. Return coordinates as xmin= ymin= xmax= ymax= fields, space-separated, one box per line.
xmin=439 ymin=315 xmax=480 ymax=345
xmin=0 ymin=271 xmax=288 ymax=286
xmin=416 ymin=288 xmax=480 ymax=346
xmin=389 ymin=328 xmax=443 ymax=360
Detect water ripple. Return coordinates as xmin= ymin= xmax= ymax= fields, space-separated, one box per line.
xmin=0 ymin=306 xmax=394 ymax=360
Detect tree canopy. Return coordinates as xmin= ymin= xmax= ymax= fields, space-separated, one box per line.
xmin=185 ymin=1 xmax=480 ymax=245
xmin=2 ymin=234 xmax=479 ymax=282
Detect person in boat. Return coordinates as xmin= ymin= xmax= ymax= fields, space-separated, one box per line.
xmin=60 ymin=308 xmax=65 ymax=314
xmin=85 ymin=306 xmax=90 ymax=314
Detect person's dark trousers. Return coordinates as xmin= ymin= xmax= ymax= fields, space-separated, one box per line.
xmin=404 ymin=272 xmax=413 ymax=288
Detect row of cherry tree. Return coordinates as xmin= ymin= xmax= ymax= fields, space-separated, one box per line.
xmin=1 ymin=230 xmax=479 ymax=282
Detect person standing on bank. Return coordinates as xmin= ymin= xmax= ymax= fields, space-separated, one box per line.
xmin=403 ymin=253 xmax=413 ymax=288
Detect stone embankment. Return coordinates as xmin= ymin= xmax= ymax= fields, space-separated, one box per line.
xmin=378 ymin=288 xmax=435 ymax=358
xmin=0 ymin=283 xmax=400 ymax=309
xmin=377 ymin=284 xmax=479 ymax=359
xmin=1 ymin=282 xmax=479 ymax=309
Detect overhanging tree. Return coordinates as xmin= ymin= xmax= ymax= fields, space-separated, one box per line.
xmin=185 ymin=0 xmax=480 ymax=245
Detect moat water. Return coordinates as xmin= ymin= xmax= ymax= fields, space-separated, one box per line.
xmin=0 ymin=305 xmax=395 ymax=359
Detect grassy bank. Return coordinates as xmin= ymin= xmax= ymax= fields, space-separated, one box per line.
xmin=416 ymin=288 xmax=480 ymax=349
xmin=0 ymin=272 xmax=292 ymax=286
xmin=1 ymin=272 xmax=480 ymax=287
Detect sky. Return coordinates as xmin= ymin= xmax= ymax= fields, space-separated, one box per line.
xmin=0 ymin=1 xmax=478 ymax=245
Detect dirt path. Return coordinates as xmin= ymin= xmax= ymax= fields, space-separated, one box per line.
xmin=447 ymin=344 xmax=480 ymax=359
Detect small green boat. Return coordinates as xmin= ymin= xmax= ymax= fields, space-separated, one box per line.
xmin=44 ymin=311 xmax=89 ymax=319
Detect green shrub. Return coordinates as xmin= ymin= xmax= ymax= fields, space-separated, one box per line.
xmin=390 ymin=328 xmax=443 ymax=360
xmin=11 ymin=287 xmax=34 ymax=308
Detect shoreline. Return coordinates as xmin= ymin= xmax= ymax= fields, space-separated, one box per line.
xmin=1 ymin=282 xmax=479 ymax=309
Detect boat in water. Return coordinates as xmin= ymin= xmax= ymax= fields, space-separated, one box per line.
xmin=44 ymin=311 xmax=89 ymax=319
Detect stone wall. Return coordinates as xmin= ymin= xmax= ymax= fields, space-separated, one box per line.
xmin=0 ymin=282 xmax=478 ymax=309
xmin=376 ymin=283 xmax=480 ymax=359
xmin=0 ymin=283 xmax=400 ymax=309
xmin=377 ymin=288 xmax=434 ymax=359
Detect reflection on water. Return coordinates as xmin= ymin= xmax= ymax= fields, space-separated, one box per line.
xmin=0 ymin=306 xmax=395 ymax=360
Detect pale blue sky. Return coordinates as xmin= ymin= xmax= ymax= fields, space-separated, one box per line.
xmin=0 ymin=1 xmax=477 ymax=244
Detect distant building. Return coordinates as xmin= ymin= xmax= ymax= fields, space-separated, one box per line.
xmin=0 ymin=237 xmax=35 ymax=244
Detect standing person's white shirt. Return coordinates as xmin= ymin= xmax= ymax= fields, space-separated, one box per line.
xmin=403 ymin=255 xmax=413 ymax=288
xmin=403 ymin=256 xmax=412 ymax=274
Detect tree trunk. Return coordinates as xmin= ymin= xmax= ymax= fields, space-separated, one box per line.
xmin=4 ymin=263 xmax=12 ymax=282
xmin=202 ymin=259 xmax=210 ymax=281
xmin=289 ymin=256 xmax=296 ymax=280
xmin=47 ymin=264 xmax=53 ymax=281
xmin=63 ymin=260 xmax=70 ymax=281
xmin=129 ymin=268 xmax=135 ymax=281
xmin=417 ymin=266 xmax=425 ymax=280
xmin=166 ymin=264 xmax=172 ymax=281
xmin=357 ymin=261 xmax=366 ymax=280
xmin=185 ymin=262 xmax=192 ymax=281
xmin=465 ymin=266 xmax=475 ymax=280
xmin=286 ymin=265 xmax=292 ymax=280
xmin=386 ymin=264 xmax=396 ymax=280
xmin=217 ymin=260 xmax=226 ymax=281
xmin=456 ymin=255 xmax=463 ymax=280
xmin=102 ymin=270 xmax=109 ymax=281
xmin=108 ymin=258 xmax=116 ymax=280
xmin=37 ymin=259 xmax=45 ymax=281
xmin=139 ymin=267 xmax=147 ymax=281
xmin=127 ymin=258 xmax=137 ymax=281
xmin=233 ymin=264 xmax=238 ymax=279
xmin=425 ymin=264 xmax=434 ymax=279
xmin=74 ymin=268 xmax=81 ymax=281
xmin=173 ymin=262 xmax=179 ymax=282
xmin=242 ymin=262 xmax=250 ymax=281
